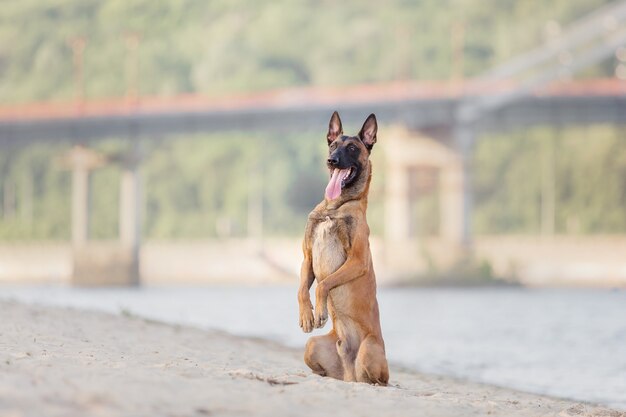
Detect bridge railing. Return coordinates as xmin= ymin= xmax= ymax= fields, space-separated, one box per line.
xmin=461 ymin=0 xmax=626 ymax=123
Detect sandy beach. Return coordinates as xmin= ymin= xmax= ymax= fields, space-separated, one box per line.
xmin=0 ymin=300 xmax=622 ymax=417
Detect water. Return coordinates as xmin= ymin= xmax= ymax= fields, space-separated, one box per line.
xmin=1 ymin=285 xmax=624 ymax=409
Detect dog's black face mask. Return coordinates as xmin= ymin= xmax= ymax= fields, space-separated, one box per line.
xmin=325 ymin=112 xmax=377 ymax=201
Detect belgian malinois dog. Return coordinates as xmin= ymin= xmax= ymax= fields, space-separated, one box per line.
xmin=297 ymin=111 xmax=389 ymax=385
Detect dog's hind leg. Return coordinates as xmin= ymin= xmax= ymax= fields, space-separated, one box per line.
xmin=304 ymin=331 xmax=343 ymax=380
xmin=336 ymin=337 xmax=358 ymax=382
xmin=355 ymin=335 xmax=389 ymax=385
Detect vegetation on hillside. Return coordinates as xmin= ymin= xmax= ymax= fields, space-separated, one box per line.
xmin=0 ymin=0 xmax=617 ymax=103
xmin=1 ymin=124 xmax=624 ymax=240
xmin=0 ymin=0 xmax=624 ymax=240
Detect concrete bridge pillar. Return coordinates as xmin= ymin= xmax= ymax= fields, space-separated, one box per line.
xmin=384 ymin=163 xmax=411 ymax=242
xmin=71 ymin=165 xmax=90 ymax=247
xmin=381 ymin=126 xmax=472 ymax=279
xmin=440 ymin=157 xmax=467 ymax=245
xmin=120 ymin=165 xmax=141 ymax=248
xmin=453 ymin=124 xmax=475 ymax=247
xmin=62 ymin=146 xmax=105 ymax=247
xmin=60 ymin=145 xmax=141 ymax=286
xmin=118 ymin=160 xmax=141 ymax=286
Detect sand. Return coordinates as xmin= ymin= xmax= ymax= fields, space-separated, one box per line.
xmin=0 ymin=300 xmax=622 ymax=417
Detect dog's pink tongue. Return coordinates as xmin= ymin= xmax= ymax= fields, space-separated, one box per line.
xmin=325 ymin=168 xmax=349 ymax=200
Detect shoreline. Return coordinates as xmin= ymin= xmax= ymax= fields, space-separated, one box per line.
xmin=2 ymin=236 xmax=626 ymax=288
xmin=1 ymin=300 xmax=622 ymax=417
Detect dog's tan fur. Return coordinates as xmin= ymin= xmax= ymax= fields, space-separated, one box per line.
xmin=297 ymin=112 xmax=389 ymax=385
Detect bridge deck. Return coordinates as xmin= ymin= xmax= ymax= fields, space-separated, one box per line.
xmin=0 ymin=79 xmax=625 ymax=143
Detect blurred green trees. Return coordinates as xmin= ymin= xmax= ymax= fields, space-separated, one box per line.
xmin=0 ymin=125 xmax=624 ymax=240
xmin=0 ymin=0 xmax=617 ymax=103
xmin=0 ymin=0 xmax=624 ymax=240
xmin=474 ymin=126 xmax=626 ymax=235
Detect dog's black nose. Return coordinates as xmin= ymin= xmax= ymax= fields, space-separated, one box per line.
xmin=327 ymin=156 xmax=339 ymax=166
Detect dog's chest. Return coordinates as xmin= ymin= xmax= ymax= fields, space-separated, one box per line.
xmin=311 ymin=216 xmax=346 ymax=280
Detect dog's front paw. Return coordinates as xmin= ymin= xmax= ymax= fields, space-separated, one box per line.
xmin=299 ymin=306 xmax=315 ymax=333
xmin=314 ymin=304 xmax=328 ymax=329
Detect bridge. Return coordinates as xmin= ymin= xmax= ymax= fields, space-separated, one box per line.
xmin=1 ymin=79 xmax=625 ymax=143
xmin=1 ymin=0 xmax=626 ymax=285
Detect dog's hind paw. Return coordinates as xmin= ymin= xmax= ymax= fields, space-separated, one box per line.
xmin=299 ymin=308 xmax=315 ymax=333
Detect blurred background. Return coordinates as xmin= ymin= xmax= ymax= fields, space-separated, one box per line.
xmin=0 ymin=0 xmax=625 ymax=410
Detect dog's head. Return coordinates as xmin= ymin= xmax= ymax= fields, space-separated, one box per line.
xmin=324 ymin=111 xmax=377 ymax=201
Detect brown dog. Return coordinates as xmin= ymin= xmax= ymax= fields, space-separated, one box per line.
xmin=297 ymin=111 xmax=389 ymax=385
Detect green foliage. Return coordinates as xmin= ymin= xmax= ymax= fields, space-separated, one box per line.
xmin=0 ymin=0 xmax=617 ymax=103
xmin=140 ymin=131 xmax=334 ymax=239
xmin=142 ymin=134 xmax=259 ymax=238
xmin=0 ymin=125 xmax=624 ymax=241
xmin=474 ymin=125 xmax=626 ymax=234
xmin=0 ymin=1 xmax=623 ymax=241
xmin=0 ymin=142 xmax=71 ymax=240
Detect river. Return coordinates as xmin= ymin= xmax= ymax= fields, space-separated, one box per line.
xmin=1 ymin=285 xmax=624 ymax=409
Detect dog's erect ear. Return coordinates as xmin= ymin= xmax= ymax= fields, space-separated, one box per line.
xmin=327 ymin=111 xmax=343 ymax=145
xmin=358 ymin=113 xmax=377 ymax=151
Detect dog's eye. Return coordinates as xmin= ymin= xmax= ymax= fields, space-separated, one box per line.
xmin=348 ymin=145 xmax=357 ymax=152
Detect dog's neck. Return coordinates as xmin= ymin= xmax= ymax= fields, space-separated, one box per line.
xmin=324 ymin=161 xmax=372 ymax=211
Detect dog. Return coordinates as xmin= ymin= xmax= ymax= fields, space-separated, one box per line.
xmin=297 ymin=111 xmax=389 ymax=385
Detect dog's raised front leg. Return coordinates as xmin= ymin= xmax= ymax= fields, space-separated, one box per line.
xmin=298 ymin=250 xmax=315 ymax=333
xmin=314 ymin=227 xmax=369 ymax=328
